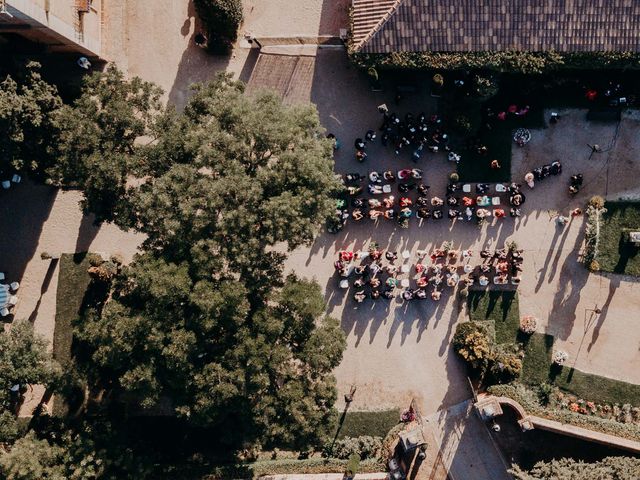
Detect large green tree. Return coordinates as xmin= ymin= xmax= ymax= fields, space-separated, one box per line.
xmin=76 ymin=257 xmax=346 ymax=452
xmin=49 ymin=65 xmax=162 ymax=223
xmin=511 ymin=456 xmax=640 ymax=480
xmin=0 ymin=320 xmax=60 ymax=408
xmin=0 ymin=62 xmax=62 ymax=178
xmin=130 ymin=74 xmax=339 ymax=263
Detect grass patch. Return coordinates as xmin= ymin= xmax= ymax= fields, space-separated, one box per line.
xmin=552 ymin=367 xmax=640 ymax=407
xmin=597 ymin=201 xmax=640 ymax=275
xmin=467 ymin=290 xmax=520 ymax=345
xmin=521 ymin=333 xmax=554 ymax=385
xmin=336 ymin=410 xmax=400 ymax=439
xmin=53 ymin=253 xmax=95 ymax=365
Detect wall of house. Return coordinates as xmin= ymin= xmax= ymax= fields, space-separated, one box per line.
xmin=4 ymin=0 xmax=102 ymax=57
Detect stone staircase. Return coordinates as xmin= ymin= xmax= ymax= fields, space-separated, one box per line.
xmin=351 ymin=0 xmax=398 ymax=48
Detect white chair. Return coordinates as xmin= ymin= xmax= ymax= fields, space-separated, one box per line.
xmin=0 ymin=308 xmax=8 ymax=317
xmin=11 ymin=174 xmax=21 ymax=184
xmin=462 ymin=184 xmax=471 ymax=193
xmin=8 ymin=295 xmax=17 ymax=306
xmin=400 ymin=264 xmax=410 ymax=273
xmin=492 ymin=196 xmax=501 ymax=206
xmin=1 ymin=181 xmax=10 ymax=189
xmin=9 ymin=282 xmax=19 ymax=291
xmin=400 ymin=278 xmax=410 ymax=288
xmin=0 ymin=272 xmax=4 ymax=281
xmin=496 ymin=184 xmax=507 ymax=193
xmin=402 ymin=250 xmax=411 ymax=259
xmin=382 ymin=184 xmax=392 ymax=193
xmin=339 ymin=280 xmax=349 ymax=289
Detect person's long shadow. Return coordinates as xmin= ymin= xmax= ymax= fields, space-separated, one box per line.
xmin=587 ymin=275 xmax=620 ymax=352
xmin=27 ymin=258 xmax=59 ymax=324
xmin=535 ymin=223 xmax=563 ymax=292
xmin=547 ymin=217 xmax=578 ymax=284
xmin=549 ymin=230 xmax=590 ymax=340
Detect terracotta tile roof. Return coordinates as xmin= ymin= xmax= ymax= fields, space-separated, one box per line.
xmin=352 ymin=0 xmax=640 ymax=53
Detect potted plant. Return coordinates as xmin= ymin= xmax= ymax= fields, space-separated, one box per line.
xmin=431 ymin=73 xmax=444 ymax=97
xmin=367 ymin=67 xmax=382 ymax=92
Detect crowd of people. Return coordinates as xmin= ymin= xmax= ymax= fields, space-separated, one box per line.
xmin=335 ymin=244 xmax=524 ymax=303
xmin=352 ymin=105 xmax=453 ymax=163
xmin=329 ymin=168 xmax=530 ymax=231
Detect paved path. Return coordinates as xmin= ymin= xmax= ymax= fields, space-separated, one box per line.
xmin=425 ymin=401 xmax=512 ymax=480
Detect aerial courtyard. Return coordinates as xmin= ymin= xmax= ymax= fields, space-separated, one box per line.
xmin=2 ymin=1 xmax=640 ymax=479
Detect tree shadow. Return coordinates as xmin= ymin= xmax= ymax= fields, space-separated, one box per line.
xmin=613 ymin=232 xmax=639 ymax=274
xmin=0 ymin=181 xmax=57 ymax=282
xmin=27 ymin=258 xmax=59 ymax=324
xmin=74 ymin=210 xmax=101 ymax=254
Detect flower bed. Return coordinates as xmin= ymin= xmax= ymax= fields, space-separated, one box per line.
xmin=488 ymin=383 xmax=640 ymax=442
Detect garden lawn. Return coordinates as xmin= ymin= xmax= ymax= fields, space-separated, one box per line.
xmin=597 ymin=201 xmax=640 ymax=276
xmin=467 ymin=290 xmax=520 ymax=345
xmin=53 ymin=253 xmax=95 ymax=365
xmin=336 ymin=410 xmax=400 ymax=439
xmin=520 ymin=333 xmax=554 ymax=385
xmin=552 ymin=367 xmax=640 ymax=407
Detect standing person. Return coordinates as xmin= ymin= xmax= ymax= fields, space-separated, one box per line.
xmin=490 ymin=159 xmax=501 ymax=169
xmin=194 ymin=32 xmax=208 ymax=48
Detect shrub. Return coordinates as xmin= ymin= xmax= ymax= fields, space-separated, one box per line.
xmin=88 ymin=254 xmax=104 ymax=267
xmin=589 ymin=195 xmax=605 ymax=209
xmin=87 ymin=260 xmax=118 ymax=282
xmin=589 ymin=259 xmax=601 ymax=272
xmin=490 ymin=352 xmax=523 ymax=383
xmin=453 ymin=115 xmax=474 ymax=135
xmin=472 ymin=74 xmax=499 ymax=98
xmin=0 ymin=411 xmax=21 ymax=443
xmin=323 ymin=436 xmax=382 ymax=461
xmin=194 ymin=0 xmax=243 ymax=53
xmin=453 ymin=322 xmax=492 ymax=371
xmin=449 ymin=172 xmax=460 ymax=183
xmin=110 ymin=253 xmax=124 ymax=265
xmin=346 ymin=454 xmax=360 ymax=477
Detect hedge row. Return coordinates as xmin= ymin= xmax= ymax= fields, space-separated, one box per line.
xmin=488 ymin=383 xmax=640 ymax=442
xmin=202 ymin=457 xmax=385 ymax=479
xmin=350 ymin=51 xmax=640 ymax=74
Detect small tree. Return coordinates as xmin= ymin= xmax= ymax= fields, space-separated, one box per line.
xmin=453 ymin=322 xmax=492 ymax=372
xmin=194 ymin=0 xmax=243 ymax=53
xmin=345 ymin=453 xmax=360 ymax=478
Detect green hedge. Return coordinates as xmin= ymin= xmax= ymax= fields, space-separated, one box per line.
xmin=336 ymin=410 xmax=400 ymax=439
xmin=350 ymin=51 xmax=640 ymax=74
xmin=202 ymin=457 xmax=384 ymax=479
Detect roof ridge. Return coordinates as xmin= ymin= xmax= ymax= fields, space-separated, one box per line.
xmin=352 ymin=0 xmax=405 ymax=52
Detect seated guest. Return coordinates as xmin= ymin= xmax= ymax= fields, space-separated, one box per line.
xmin=417 ymin=208 xmax=431 ymax=219
xmin=431 ymin=196 xmax=444 ymax=206
xmin=447 ymin=196 xmax=459 ymax=206
xmin=432 ymin=209 xmax=443 ymax=219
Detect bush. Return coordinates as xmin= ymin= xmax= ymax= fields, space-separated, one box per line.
xmin=472 ymin=74 xmax=499 ymax=98
xmin=323 ymin=436 xmax=382 ymax=461
xmin=346 ymin=454 xmax=360 ymax=477
xmin=490 ymin=352 xmax=523 ymax=383
xmin=0 ymin=411 xmax=21 ymax=443
xmin=589 ymin=195 xmax=605 ymax=209
xmin=194 ymin=0 xmax=243 ymax=53
xmin=453 ymin=322 xmax=492 ymax=371
xmin=449 ymin=172 xmax=460 ymax=183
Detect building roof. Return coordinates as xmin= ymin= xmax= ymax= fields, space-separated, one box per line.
xmin=351 ymin=0 xmax=640 ymax=54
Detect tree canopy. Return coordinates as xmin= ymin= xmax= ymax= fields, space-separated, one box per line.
xmin=76 ymin=259 xmax=346 ymax=452
xmin=0 ymin=62 xmax=62 ymax=179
